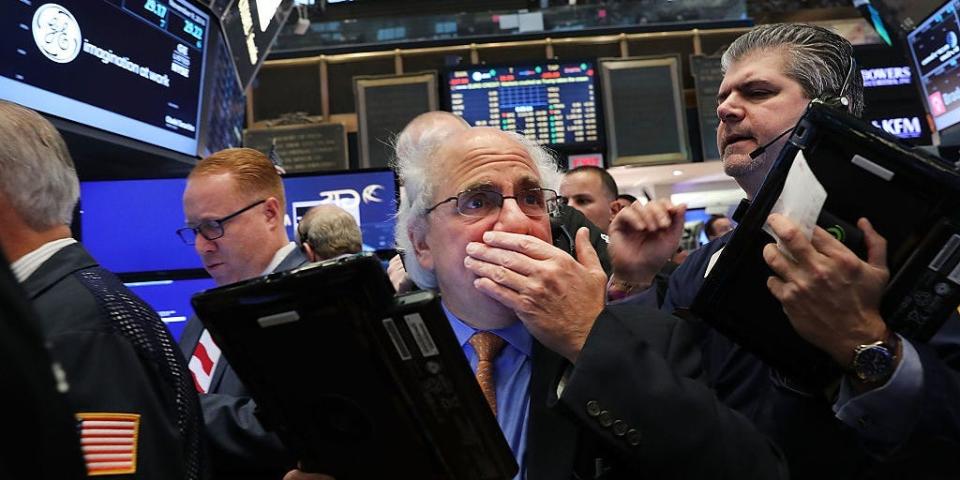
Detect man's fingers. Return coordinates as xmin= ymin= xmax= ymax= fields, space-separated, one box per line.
xmin=465 ymin=255 xmax=531 ymax=292
xmin=858 ymin=217 xmax=888 ymax=270
xmin=481 ymin=230 xmax=554 ymax=259
xmin=466 ymin=241 xmax=539 ymax=276
xmin=766 ymin=213 xmax=818 ymax=264
xmin=574 ymin=227 xmax=602 ymax=272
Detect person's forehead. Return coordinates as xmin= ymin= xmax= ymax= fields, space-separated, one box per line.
xmin=437 ymin=129 xmax=541 ymax=184
xmin=184 ymin=173 xmax=246 ymax=215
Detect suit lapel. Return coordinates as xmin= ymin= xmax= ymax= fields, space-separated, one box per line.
xmin=525 ymin=341 xmax=580 ymax=480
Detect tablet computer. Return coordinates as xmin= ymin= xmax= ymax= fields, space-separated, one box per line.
xmin=192 ymin=253 xmax=517 ymax=479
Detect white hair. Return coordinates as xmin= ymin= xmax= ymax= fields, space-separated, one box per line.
xmin=0 ymin=100 xmax=79 ymax=230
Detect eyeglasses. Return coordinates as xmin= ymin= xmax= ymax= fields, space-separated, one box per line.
xmin=424 ymin=188 xmax=560 ymax=218
xmin=176 ymin=199 xmax=265 ymax=245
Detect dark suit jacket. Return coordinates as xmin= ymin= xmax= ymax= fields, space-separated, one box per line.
xmin=525 ymin=304 xmax=787 ymax=479
xmin=663 ymin=235 xmax=960 ymax=479
xmin=179 ymin=246 xmax=308 ymax=479
xmin=25 ymin=243 xmax=204 ymax=480
xmin=551 ymin=204 xmax=612 ymax=276
xmin=0 ymin=251 xmax=86 ymax=480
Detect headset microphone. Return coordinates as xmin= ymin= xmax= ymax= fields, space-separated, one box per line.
xmin=748 ymin=127 xmax=796 ymax=159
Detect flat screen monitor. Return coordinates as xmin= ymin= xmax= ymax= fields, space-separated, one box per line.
xmin=907 ymin=0 xmax=960 ymax=132
xmin=79 ymin=169 xmax=398 ymax=274
xmin=80 ymin=177 xmax=197 ymax=274
xmin=444 ymin=61 xmax=601 ymax=148
xmin=125 ymin=276 xmax=217 ymax=341
xmin=0 ymin=0 xmax=210 ymax=156
xmin=283 ymin=169 xmax=399 ymax=252
xmin=855 ymin=44 xmax=932 ymax=144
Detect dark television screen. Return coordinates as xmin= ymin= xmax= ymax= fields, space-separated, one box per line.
xmin=855 ymin=44 xmax=932 ymax=144
xmin=907 ymin=0 xmax=960 ymax=132
xmin=0 ymin=0 xmax=210 ymax=156
xmin=125 ymin=276 xmax=217 ymax=341
xmin=445 ymin=61 xmax=600 ymax=147
xmin=79 ymin=169 xmax=399 ymax=274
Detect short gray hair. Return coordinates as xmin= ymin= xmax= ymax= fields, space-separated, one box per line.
xmin=721 ymin=23 xmax=864 ymax=117
xmin=393 ymin=128 xmax=562 ymax=289
xmin=297 ymin=204 xmax=362 ymax=260
xmin=0 ymin=101 xmax=79 ymax=230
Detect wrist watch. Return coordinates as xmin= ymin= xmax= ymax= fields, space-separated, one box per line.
xmin=850 ymin=334 xmax=900 ymax=384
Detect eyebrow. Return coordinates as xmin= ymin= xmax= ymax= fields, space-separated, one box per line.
xmin=716 ymin=79 xmax=778 ymax=103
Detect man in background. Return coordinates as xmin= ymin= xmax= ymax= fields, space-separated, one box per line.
xmin=178 ymin=147 xmax=308 ymax=479
xmin=297 ymin=204 xmax=362 ymax=262
xmin=0 ymin=100 xmax=204 ymax=479
xmin=559 ymin=165 xmax=622 ymax=233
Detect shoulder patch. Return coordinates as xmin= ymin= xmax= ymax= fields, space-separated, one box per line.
xmin=76 ymin=412 xmax=140 ymax=476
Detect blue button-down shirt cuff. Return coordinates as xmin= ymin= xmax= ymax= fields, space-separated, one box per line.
xmin=833 ymin=336 xmax=923 ymax=449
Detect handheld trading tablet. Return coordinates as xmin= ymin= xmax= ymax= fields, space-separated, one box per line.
xmin=691 ymin=101 xmax=960 ymax=389
xmin=191 ymin=253 xmax=517 ymax=480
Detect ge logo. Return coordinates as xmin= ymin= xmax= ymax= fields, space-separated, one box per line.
xmin=32 ymin=4 xmax=82 ymax=64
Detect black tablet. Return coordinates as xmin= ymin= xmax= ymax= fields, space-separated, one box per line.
xmin=191 ymin=253 xmax=517 ymax=479
xmin=691 ymin=101 xmax=960 ymax=388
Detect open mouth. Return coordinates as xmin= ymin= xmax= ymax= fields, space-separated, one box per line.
xmin=724 ymin=134 xmax=753 ymax=149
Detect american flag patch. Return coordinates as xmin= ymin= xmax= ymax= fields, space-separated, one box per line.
xmin=76 ymin=413 xmax=140 ymax=476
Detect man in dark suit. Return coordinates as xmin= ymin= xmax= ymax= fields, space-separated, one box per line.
xmin=177 ymin=148 xmax=308 ymax=479
xmin=0 ymin=100 xmax=204 ymax=479
xmin=389 ymin=126 xmax=787 ymax=478
xmin=608 ymin=24 xmax=960 ymax=477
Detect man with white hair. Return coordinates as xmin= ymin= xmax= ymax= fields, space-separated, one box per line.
xmin=393 ymin=125 xmax=786 ymax=478
xmin=297 ymin=204 xmax=362 ymax=262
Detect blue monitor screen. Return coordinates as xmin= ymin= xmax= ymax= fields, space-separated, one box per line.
xmin=125 ymin=277 xmax=217 ymax=341
xmin=283 ymin=169 xmax=399 ymax=251
xmin=0 ymin=0 xmax=209 ymax=156
xmin=446 ymin=61 xmax=601 ymax=146
xmin=80 ymin=177 xmax=197 ymax=274
xmin=80 ymin=168 xmax=398 ymax=274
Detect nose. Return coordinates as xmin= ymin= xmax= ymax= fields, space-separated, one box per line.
xmin=716 ymin=93 xmax=745 ymax=124
xmin=492 ymin=196 xmax=532 ymax=234
xmin=194 ymin=232 xmax=217 ymax=255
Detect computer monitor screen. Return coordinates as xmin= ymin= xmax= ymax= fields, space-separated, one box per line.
xmin=284 ymin=169 xmax=399 ymax=252
xmin=907 ymin=0 xmax=960 ymax=132
xmin=0 ymin=0 xmax=210 ymax=156
xmin=125 ymin=276 xmax=217 ymax=341
xmin=80 ymin=177 xmax=198 ymax=274
xmin=445 ymin=61 xmax=600 ymax=147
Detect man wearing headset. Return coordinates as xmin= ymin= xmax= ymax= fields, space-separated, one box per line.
xmin=608 ymin=24 xmax=960 ymax=477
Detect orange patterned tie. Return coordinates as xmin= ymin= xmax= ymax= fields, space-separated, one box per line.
xmin=468 ymin=331 xmax=506 ymax=416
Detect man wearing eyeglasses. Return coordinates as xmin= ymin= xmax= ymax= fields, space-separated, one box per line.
xmin=178 ymin=147 xmax=307 ymax=479
xmin=390 ymin=126 xmax=785 ymax=479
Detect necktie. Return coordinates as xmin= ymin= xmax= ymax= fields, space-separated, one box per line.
xmin=468 ymin=331 xmax=506 ymax=416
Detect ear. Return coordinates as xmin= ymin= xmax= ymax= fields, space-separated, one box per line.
xmin=409 ymin=219 xmax=434 ymax=271
xmin=262 ymin=197 xmax=283 ymax=227
xmin=609 ymin=199 xmax=623 ymax=218
xmin=302 ymin=243 xmax=317 ymax=262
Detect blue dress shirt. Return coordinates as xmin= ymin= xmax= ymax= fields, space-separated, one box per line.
xmin=443 ymin=304 xmax=532 ymax=480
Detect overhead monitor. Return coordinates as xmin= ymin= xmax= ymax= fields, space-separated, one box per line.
xmin=444 ymin=61 xmax=601 ymax=148
xmin=125 ymin=276 xmax=217 ymax=341
xmin=0 ymin=0 xmax=210 ymax=156
xmin=600 ymin=55 xmax=691 ymax=166
xmin=80 ymin=168 xmax=399 ymax=274
xmin=907 ymin=0 xmax=960 ymax=133
xmin=855 ymin=43 xmax=932 ymax=144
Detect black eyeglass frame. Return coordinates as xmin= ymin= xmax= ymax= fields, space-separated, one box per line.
xmin=176 ymin=199 xmax=266 ymax=245
xmin=424 ymin=187 xmax=560 ymax=218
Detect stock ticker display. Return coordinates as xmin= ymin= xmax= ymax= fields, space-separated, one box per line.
xmin=446 ymin=62 xmax=600 ymax=147
xmin=908 ymin=0 xmax=960 ymax=132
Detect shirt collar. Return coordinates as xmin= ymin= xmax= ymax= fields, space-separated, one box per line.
xmin=442 ymin=302 xmax=532 ymax=357
xmin=261 ymin=242 xmax=297 ymax=276
xmin=11 ymin=238 xmax=77 ymax=283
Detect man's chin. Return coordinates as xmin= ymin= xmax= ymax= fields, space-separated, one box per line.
xmin=722 ymin=152 xmax=766 ymax=179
